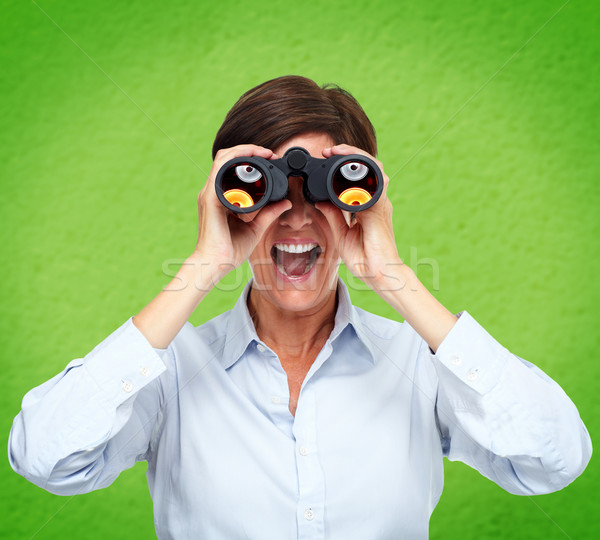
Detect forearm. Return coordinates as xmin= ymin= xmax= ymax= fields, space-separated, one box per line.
xmin=428 ymin=311 xmax=592 ymax=494
xmin=133 ymin=253 xmax=220 ymax=349
xmin=371 ymin=260 xmax=457 ymax=353
xmin=9 ymin=319 xmax=166 ymax=494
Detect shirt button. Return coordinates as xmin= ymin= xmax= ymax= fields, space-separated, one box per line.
xmin=257 ymin=344 xmax=266 ymax=353
xmin=271 ymin=396 xmax=281 ymax=404
xmin=304 ymin=508 xmax=315 ymax=521
xmin=139 ymin=366 xmax=150 ymax=376
xmin=451 ymin=354 xmax=462 ymax=366
xmin=466 ymin=369 xmax=479 ymax=381
xmin=122 ymin=381 xmax=133 ymax=392
xmin=299 ymin=446 xmax=309 ymax=456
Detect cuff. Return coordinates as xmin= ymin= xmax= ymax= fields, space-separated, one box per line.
xmin=430 ymin=311 xmax=511 ymax=394
xmin=83 ymin=318 xmax=167 ymax=407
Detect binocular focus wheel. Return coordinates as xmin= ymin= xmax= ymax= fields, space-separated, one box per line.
xmin=338 ymin=187 xmax=372 ymax=206
xmin=223 ymin=189 xmax=255 ymax=208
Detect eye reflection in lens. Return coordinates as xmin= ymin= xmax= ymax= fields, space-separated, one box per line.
xmin=235 ymin=165 xmax=262 ymax=183
xmin=340 ymin=162 xmax=368 ymax=181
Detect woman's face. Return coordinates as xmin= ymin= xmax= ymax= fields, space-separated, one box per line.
xmin=248 ymin=132 xmax=340 ymax=314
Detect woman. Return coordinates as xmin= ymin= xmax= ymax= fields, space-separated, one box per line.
xmin=9 ymin=76 xmax=592 ymax=539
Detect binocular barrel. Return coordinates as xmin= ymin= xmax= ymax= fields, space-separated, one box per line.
xmin=215 ymin=147 xmax=383 ymax=214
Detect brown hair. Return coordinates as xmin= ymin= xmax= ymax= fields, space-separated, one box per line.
xmin=212 ymin=75 xmax=377 ymax=159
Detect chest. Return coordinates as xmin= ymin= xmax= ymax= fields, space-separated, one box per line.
xmin=149 ymin=353 xmax=443 ymax=539
xmin=279 ymin=353 xmax=316 ymax=417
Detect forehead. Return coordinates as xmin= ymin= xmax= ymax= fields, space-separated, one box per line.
xmin=274 ymin=132 xmax=336 ymax=158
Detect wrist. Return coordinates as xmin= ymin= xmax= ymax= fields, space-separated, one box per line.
xmin=372 ymin=262 xmax=457 ymax=352
xmin=359 ymin=256 xmax=409 ymax=294
xmin=185 ymin=251 xmax=234 ymax=291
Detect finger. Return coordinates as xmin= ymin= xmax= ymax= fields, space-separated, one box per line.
xmin=235 ymin=210 xmax=259 ymax=223
xmin=323 ymin=143 xmax=370 ymax=159
xmin=214 ymin=144 xmax=274 ymax=166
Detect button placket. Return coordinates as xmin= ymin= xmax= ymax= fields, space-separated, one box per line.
xmin=263 ymin=348 xmax=293 ymax=437
xmin=293 ymin=388 xmax=325 ymax=538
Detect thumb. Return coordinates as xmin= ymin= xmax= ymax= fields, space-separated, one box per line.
xmin=250 ymin=199 xmax=293 ymax=235
xmin=315 ymin=202 xmax=349 ymax=248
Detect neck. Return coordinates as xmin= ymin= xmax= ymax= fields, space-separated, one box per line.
xmin=247 ymin=283 xmax=338 ymax=417
xmin=247 ymin=287 xmax=337 ymax=359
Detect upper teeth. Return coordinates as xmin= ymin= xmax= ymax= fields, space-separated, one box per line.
xmin=274 ymin=243 xmax=317 ymax=253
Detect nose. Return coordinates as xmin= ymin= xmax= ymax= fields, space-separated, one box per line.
xmin=278 ymin=177 xmax=314 ymax=229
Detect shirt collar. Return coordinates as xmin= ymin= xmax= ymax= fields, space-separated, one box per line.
xmin=220 ymin=280 xmax=259 ymax=370
xmin=331 ymin=279 xmax=376 ymax=363
xmin=220 ymin=279 xmax=376 ymax=370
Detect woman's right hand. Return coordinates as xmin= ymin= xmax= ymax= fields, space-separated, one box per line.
xmin=133 ymin=145 xmax=291 ymax=348
xmin=193 ymin=144 xmax=292 ymax=285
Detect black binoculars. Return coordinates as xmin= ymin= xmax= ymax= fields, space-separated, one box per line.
xmin=215 ymin=147 xmax=383 ymax=214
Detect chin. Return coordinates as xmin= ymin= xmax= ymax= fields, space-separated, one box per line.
xmin=273 ymin=286 xmax=334 ymax=312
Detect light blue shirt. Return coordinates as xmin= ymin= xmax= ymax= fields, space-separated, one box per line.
xmin=9 ymin=280 xmax=592 ymax=539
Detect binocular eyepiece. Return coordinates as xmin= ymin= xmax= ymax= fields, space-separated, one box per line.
xmin=215 ymin=147 xmax=383 ymax=213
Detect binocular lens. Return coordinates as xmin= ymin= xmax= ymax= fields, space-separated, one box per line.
xmin=220 ymin=163 xmax=267 ymax=209
xmin=331 ymin=160 xmax=378 ymax=207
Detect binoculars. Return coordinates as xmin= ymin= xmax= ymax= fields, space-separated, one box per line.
xmin=215 ymin=146 xmax=383 ymax=213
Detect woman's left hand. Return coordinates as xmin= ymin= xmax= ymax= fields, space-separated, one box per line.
xmin=316 ymin=144 xmax=403 ymax=292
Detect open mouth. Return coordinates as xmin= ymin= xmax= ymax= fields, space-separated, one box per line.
xmin=270 ymin=242 xmax=323 ymax=278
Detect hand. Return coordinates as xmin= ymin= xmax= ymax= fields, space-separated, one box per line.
xmin=316 ymin=144 xmax=402 ymax=290
xmin=193 ymin=144 xmax=292 ymax=284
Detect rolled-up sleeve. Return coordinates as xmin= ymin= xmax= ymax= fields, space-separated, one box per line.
xmin=8 ymin=318 xmax=168 ymax=496
xmin=430 ymin=311 xmax=592 ymax=495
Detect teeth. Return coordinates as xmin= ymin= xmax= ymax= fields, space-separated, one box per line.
xmin=271 ymin=242 xmax=323 ymax=278
xmin=274 ymin=243 xmax=317 ymax=254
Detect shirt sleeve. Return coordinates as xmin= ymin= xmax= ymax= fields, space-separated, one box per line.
xmin=8 ymin=318 xmax=169 ymax=496
xmin=429 ymin=311 xmax=592 ymax=495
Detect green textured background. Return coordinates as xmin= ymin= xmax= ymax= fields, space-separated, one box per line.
xmin=1 ymin=0 xmax=598 ymax=538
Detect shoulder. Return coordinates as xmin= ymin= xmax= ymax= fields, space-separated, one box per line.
xmin=192 ymin=310 xmax=232 ymax=345
xmin=162 ymin=310 xmax=232 ymax=370
xmin=350 ymin=304 xmax=429 ymax=365
xmin=352 ymin=305 xmax=420 ymax=343
xmin=350 ymin=304 xmax=439 ymax=398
